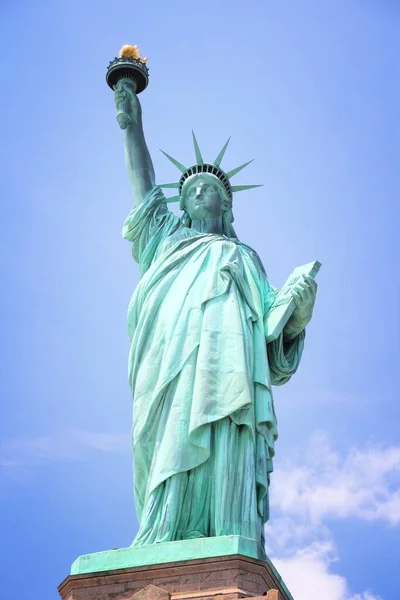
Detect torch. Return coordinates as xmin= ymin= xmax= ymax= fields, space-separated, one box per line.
xmin=106 ymin=45 xmax=149 ymax=129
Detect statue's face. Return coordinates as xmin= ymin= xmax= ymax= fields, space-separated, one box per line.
xmin=184 ymin=175 xmax=224 ymax=221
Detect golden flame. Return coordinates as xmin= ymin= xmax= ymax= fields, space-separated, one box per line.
xmin=119 ymin=44 xmax=142 ymax=59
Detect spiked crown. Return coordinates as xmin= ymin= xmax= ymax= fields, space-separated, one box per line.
xmin=159 ymin=132 xmax=262 ymax=206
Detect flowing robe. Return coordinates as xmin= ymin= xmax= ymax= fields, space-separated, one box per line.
xmin=123 ymin=187 xmax=305 ymax=553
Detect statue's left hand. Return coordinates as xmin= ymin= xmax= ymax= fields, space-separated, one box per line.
xmin=284 ymin=275 xmax=318 ymax=338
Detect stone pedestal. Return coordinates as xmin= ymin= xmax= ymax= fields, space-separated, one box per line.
xmin=58 ymin=555 xmax=293 ymax=600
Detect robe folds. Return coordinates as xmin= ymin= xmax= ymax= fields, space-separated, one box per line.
xmin=123 ymin=187 xmax=304 ymax=551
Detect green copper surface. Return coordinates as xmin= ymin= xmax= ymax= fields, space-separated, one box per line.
xmin=214 ymin=137 xmax=231 ymax=166
xmin=106 ymin=55 xmax=149 ymax=93
xmin=99 ymin=76 xmax=320 ymax=564
xmin=71 ymin=536 xmax=261 ymax=574
xmin=158 ymin=133 xmax=260 ymax=202
xmin=71 ymin=537 xmax=294 ymax=600
xmin=191 ymin=130 xmax=204 ymax=164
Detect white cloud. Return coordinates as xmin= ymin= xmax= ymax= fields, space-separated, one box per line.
xmin=350 ymin=594 xmax=381 ymax=600
xmin=273 ymin=541 xmax=348 ymax=600
xmin=350 ymin=592 xmax=382 ymax=600
xmin=0 ymin=428 xmax=129 ymax=469
xmin=0 ymin=428 xmax=130 ymax=495
xmin=1 ymin=429 xmax=395 ymax=599
xmin=273 ymin=541 xmax=381 ymax=600
xmin=271 ymin=432 xmax=400 ymax=525
xmin=265 ymin=433 xmax=396 ymax=600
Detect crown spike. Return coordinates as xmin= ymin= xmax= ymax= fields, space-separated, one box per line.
xmin=214 ymin=137 xmax=231 ymax=167
xmin=165 ymin=195 xmax=181 ymax=204
xmin=159 ymin=182 xmax=180 ymax=189
xmin=160 ymin=150 xmax=187 ymax=173
xmin=191 ymin=130 xmax=204 ymax=164
xmin=226 ymin=160 xmax=254 ymax=179
xmin=231 ymin=184 xmax=263 ymax=193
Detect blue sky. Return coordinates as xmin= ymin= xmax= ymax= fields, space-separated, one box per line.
xmin=1 ymin=1 xmax=399 ymax=599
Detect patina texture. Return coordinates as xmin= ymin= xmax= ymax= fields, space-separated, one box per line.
xmin=113 ymin=77 xmax=318 ymax=556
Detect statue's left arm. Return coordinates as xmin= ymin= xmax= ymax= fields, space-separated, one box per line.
xmin=266 ymin=275 xmax=318 ymax=386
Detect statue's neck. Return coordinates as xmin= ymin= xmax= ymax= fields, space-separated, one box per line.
xmin=190 ymin=217 xmax=223 ymax=235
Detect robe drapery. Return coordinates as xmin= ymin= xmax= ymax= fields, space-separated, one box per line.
xmin=123 ymin=187 xmax=305 ymax=553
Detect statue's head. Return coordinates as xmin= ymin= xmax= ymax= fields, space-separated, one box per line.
xmin=159 ymin=132 xmax=262 ymax=237
xmin=183 ymin=174 xmax=227 ymax=220
xmin=180 ymin=172 xmax=231 ymax=225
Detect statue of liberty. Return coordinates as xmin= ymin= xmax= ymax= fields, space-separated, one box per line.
xmin=112 ymin=54 xmax=318 ymax=558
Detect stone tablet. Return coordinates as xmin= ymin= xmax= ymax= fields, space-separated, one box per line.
xmin=265 ymin=261 xmax=321 ymax=343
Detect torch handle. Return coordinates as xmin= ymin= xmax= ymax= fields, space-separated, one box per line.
xmin=115 ymin=78 xmax=138 ymax=130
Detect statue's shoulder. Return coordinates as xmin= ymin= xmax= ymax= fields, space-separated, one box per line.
xmin=156 ymin=222 xmax=194 ymax=255
xmin=238 ymin=241 xmax=268 ymax=276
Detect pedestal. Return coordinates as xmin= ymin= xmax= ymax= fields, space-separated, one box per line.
xmin=58 ymin=538 xmax=294 ymax=600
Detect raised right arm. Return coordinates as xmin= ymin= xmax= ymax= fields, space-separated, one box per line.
xmin=114 ymin=78 xmax=155 ymax=204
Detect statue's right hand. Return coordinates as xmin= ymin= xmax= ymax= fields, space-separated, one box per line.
xmin=114 ymin=78 xmax=142 ymax=129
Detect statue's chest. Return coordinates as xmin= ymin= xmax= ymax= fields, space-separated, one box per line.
xmin=160 ymin=230 xmax=242 ymax=264
xmin=153 ymin=237 xmax=254 ymax=305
